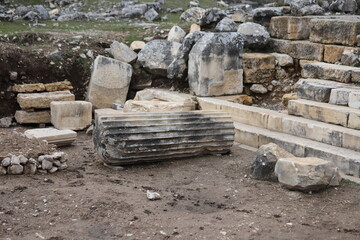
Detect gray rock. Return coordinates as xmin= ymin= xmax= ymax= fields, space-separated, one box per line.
xmin=0 ymin=166 xmax=6 ymax=175
xmin=188 ymin=32 xmax=244 ymax=96
xmin=167 ymin=31 xmax=206 ymax=79
xmin=0 ymin=117 xmax=12 ymax=128
xmin=144 ymin=8 xmax=159 ymax=21
xmin=167 ymin=25 xmax=186 ymax=43
xmin=201 ymin=8 xmax=226 ymax=26
xmin=34 ymin=5 xmax=49 ymax=20
xmin=10 ymin=155 xmax=20 ymax=165
xmin=341 ymin=49 xmax=360 ymax=67
xmin=215 ymin=17 xmax=238 ymax=32
xmin=0 ymin=13 xmax=13 ymax=22
xmin=298 ymin=4 xmax=325 ymax=15
xmin=275 ymin=157 xmax=342 ymax=191
xmin=252 ymin=7 xmax=284 ymax=26
xmin=23 ymin=159 xmax=37 ymax=175
xmin=180 ymin=7 xmax=206 ymax=25
xmin=138 ymin=40 xmax=181 ymax=77
xmin=122 ymin=4 xmax=147 ymax=18
xmin=329 ymin=0 xmax=358 ymax=13
xmin=19 ymin=155 xmax=28 ymax=165
xmin=49 ymin=167 xmax=58 ymax=173
xmin=23 ymin=11 xmax=39 ymax=21
xmin=270 ymin=53 xmax=293 ymax=67
xmin=59 ymin=163 xmax=68 ymax=170
xmin=1 ymin=157 xmax=10 ymax=167
xmin=109 ymin=41 xmax=137 ymax=64
xmin=9 ymin=71 xmax=17 ymax=81
xmin=250 ymin=84 xmax=268 ymax=94
xmin=15 ymin=6 xmax=31 ymax=17
xmin=8 ymin=164 xmax=23 ymax=175
xmin=42 ymin=159 xmax=53 ymax=170
xmin=250 ymin=143 xmax=294 ymax=180
xmin=47 ymin=50 xmax=63 ymax=61
xmin=237 ymin=22 xmax=270 ymax=49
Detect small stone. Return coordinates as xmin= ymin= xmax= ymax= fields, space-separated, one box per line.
xmin=147 ymin=190 xmax=161 ymax=200
xmin=1 ymin=157 xmax=11 ymax=167
xmin=19 ymin=155 xmax=28 ymax=165
xmin=0 ymin=117 xmax=12 ymax=128
xmin=130 ymin=41 xmax=145 ymax=52
xmin=9 ymin=71 xmax=18 ymax=81
xmin=49 ymin=167 xmax=58 ymax=173
xmin=144 ymin=8 xmax=159 ymax=22
xmin=0 ymin=166 xmax=6 ymax=175
xmin=250 ymin=84 xmax=268 ymax=94
xmin=42 ymin=160 xmax=53 ymax=170
xmin=8 ymin=164 xmax=24 ymax=175
xmin=53 ymin=160 xmax=61 ymax=167
xmin=59 ymin=163 xmax=68 ymax=170
xmin=190 ymin=23 xmax=201 ymax=33
xmin=23 ymin=159 xmax=37 ymax=175
xmin=10 ymin=155 xmax=20 ymax=165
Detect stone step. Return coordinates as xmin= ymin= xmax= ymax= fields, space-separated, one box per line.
xmin=288 ymin=99 xmax=360 ymax=130
xmin=301 ymin=62 xmax=360 ymax=83
xmin=233 ymin=122 xmax=360 ymax=177
xmin=93 ymin=111 xmax=235 ymax=165
xmin=198 ymin=97 xmax=360 ymax=152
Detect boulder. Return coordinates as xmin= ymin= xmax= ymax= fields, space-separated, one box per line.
xmin=138 ymin=40 xmax=181 ymax=77
xmin=188 ymin=32 xmax=244 ymax=96
xmin=87 ymin=55 xmax=132 ymax=108
xmin=275 ymin=157 xmax=342 ymax=191
xmin=289 ymin=0 xmax=324 ymax=16
xmin=329 ymin=0 xmax=358 ymax=13
xmin=215 ymin=17 xmax=238 ymax=32
xmin=200 ymin=8 xmax=226 ymax=26
xmin=109 ymin=41 xmax=137 ymax=64
xmin=33 ymin=5 xmax=49 ymax=20
xmin=167 ymin=25 xmax=186 ymax=43
xmin=180 ymin=7 xmax=205 ymax=25
xmin=297 ymin=4 xmax=325 ymax=15
xmin=51 ymin=101 xmax=92 ymax=130
xmin=237 ymin=22 xmax=270 ymax=49
xmin=23 ymin=11 xmax=39 ymax=21
xmin=144 ymin=8 xmax=159 ymax=21
xmin=250 ymin=143 xmax=294 ymax=180
xmin=250 ymin=84 xmax=268 ymax=94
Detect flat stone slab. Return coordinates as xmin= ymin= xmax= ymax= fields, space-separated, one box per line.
xmin=51 ymin=101 xmax=92 ymax=130
xmin=330 ymin=87 xmax=360 ymax=106
xmin=24 ymin=127 xmax=77 ymax=146
xmin=13 ymin=83 xmax=45 ymax=93
xmin=44 ymin=81 xmax=73 ymax=92
xmin=15 ymin=110 xmax=51 ymax=124
xmin=297 ymin=81 xmax=339 ymax=103
xmin=123 ymin=100 xmax=194 ymax=113
xmin=17 ymin=91 xmax=75 ymax=109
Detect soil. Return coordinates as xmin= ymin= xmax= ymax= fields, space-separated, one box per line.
xmin=1 ymin=126 xmax=360 ymax=240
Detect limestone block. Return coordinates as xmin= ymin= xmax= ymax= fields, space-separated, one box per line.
xmin=17 ymin=91 xmax=75 ymax=109
xmin=243 ymin=53 xmax=276 ymax=83
xmin=348 ymin=111 xmax=360 ymax=130
xmin=285 ymin=41 xmax=324 ymax=61
xmin=234 ymin=124 xmax=260 ymax=148
xmin=275 ymin=157 xmax=341 ymax=191
xmin=349 ymin=91 xmax=360 ymax=109
xmin=329 ymin=88 xmax=360 ymax=105
xmin=269 ymin=16 xmax=313 ymax=40
xmin=268 ymin=38 xmax=290 ymax=53
xmin=87 ymin=55 xmax=132 ymax=109
xmin=188 ymin=32 xmax=244 ymax=96
xmin=310 ymin=18 xmax=360 ymax=46
xmin=44 ymin=81 xmax=73 ymax=92
xmin=24 ymin=127 xmax=77 ymax=146
xmin=109 ymin=41 xmax=137 ymax=64
xmin=288 ymin=99 xmax=349 ymax=127
xmin=15 ymin=110 xmax=51 ymax=124
xmin=51 ymin=101 xmax=92 ymax=130
xmin=13 ymin=83 xmax=45 ymax=93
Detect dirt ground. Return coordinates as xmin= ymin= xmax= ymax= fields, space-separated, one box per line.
xmin=1 ymin=127 xmax=360 ymax=240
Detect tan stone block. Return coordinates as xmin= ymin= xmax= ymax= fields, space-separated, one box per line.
xmin=243 ymin=53 xmax=276 ymax=83
xmin=17 ymin=91 xmax=75 ymax=109
xmin=348 ymin=111 xmax=360 ymax=130
xmin=15 ymin=110 xmax=51 ymax=124
xmin=270 ymin=16 xmax=313 ymax=40
xmin=24 ymin=127 xmax=77 ymax=146
xmin=189 ymin=23 xmax=201 ymax=33
xmin=324 ymin=45 xmax=346 ymax=63
xmin=44 ymin=81 xmax=73 ymax=92
xmin=12 ymin=83 xmax=45 ymax=93
xmin=285 ymin=41 xmax=324 ymax=61
xmin=301 ymin=62 xmax=356 ymax=83
xmin=51 ymin=101 xmax=92 ymax=130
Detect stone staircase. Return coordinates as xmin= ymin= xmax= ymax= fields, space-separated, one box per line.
xmin=199 ymin=15 xmax=360 ymax=178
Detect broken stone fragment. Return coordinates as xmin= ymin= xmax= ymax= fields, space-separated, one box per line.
xmin=275 ymin=157 xmax=342 ymax=191
xmin=167 ymin=25 xmax=186 ymax=43
xmin=13 ymin=83 xmax=45 ymax=93
xmin=109 ymin=41 xmax=137 ymax=64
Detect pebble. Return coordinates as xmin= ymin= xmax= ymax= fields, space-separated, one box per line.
xmin=19 ymin=155 xmax=28 ymax=164
xmin=147 ymin=190 xmax=161 ymax=200
xmin=8 ymin=164 xmax=24 ymax=175
xmin=49 ymin=167 xmax=58 ymax=173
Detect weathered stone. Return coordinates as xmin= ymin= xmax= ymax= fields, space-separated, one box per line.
xmin=19 ymin=155 xmax=28 ymax=164
xmin=13 ymin=83 xmax=45 ymax=93
xmin=2 ymin=157 xmax=10 ymax=167
xmin=109 ymin=41 xmax=137 ymax=64
xmin=229 ymin=10 xmax=247 ymax=23
xmin=250 ymin=84 xmax=268 ymax=94
xmin=285 ymin=41 xmax=324 ymax=61
xmin=250 ymin=143 xmax=294 ymax=180
xmin=23 ymin=159 xmax=37 ymax=175
xmin=237 ymin=22 xmax=270 ymax=49
xmin=122 ymin=4 xmax=147 ymax=18
xmin=297 ymin=82 xmax=340 ymax=102
xmin=180 ymin=7 xmax=205 ymax=25
xmin=144 ymin=8 xmax=159 ymax=21
xmin=310 ymin=18 xmax=360 ymax=46
xmin=215 ymin=17 xmax=238 ymax=32
xmin=349 ymin=111 xmax=360 ymax=129
xmin=329 ymin=88 xmax=360 ymax=105
xmin=252 ymin=7 xmax=285 ymax=27
xmin=282 ymin=93 xmax=299 ymax=106
xmin=289 ymin=0 xmax=325 ymax=16
xmin=268 ymin=38 xmax=290 ymax=54
xmin=33 ymin=5 xmax=49 ymax=20
xmin=138 ymin=40 xmax=181 ymax=77
xmin=15 ymin=110 xmax=51 ymax=124
xmin=57 ymin=12 xmax=89 ymax=21
xmin=188 ymin=32 xmax=244 ymax=96
xmin=301 ymin=62 xmax=360 ymax=83
xmin=8 ymin=164 xmax=23 ymax=175
xmin=167 ymin=25 xmax=186 ymax=43
xmin=297 ymin=4 xmax=325 ymax=16
xmin=42 ymin=159 xmax=53 ymax=170
xmin=270 ymin=53 xmax=293 ymax=67
xmin=24 ymin=128 xmax=77 ymax=146
xmin=200 ymin=8 xmax=226 ymax=26
xmin=17 ymin=91 xmax=75 ymax=109
xmin=269 ymin=16 xmax=313 ymax=40
xmin=87 ymin=55 xmax=132 ymax=108
xmin=124 ymin=100 xmax=193 ymax=112
xmin=275 ymin=157 xmax=341 ymax=191
xmin=93 ymin=111 xmax=235 ymax=165
xmin=130 ymin=41 xmax=146 ymax=52
xmin=329 ymin=0 xmax=358 ymax=13
xmin=341 ymin=49 xmax=360 ymax=67
xmin=51 ymin=101 xmax=92 ymax=130
xmin=44 ymin=81 xmax=73 ymax=92
xmin=324 ymin=45 xmax=346 ymax=63
xmin=0 ymin=166 xmax=6 ymax=175
xmin=0 ymin=117 xmax=12 ymax=128
xmin=349 ymin=92 xmax=360 ymax=109
xmin=189 ymin=23 xmax=201 ymax=33
xmin=243 ymin=53 xmax=276 ymax=83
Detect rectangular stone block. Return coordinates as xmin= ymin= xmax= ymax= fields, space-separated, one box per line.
xmin=297 ymin=81 xmax=339 ymax=102
xmin=285 ymin=41 xmax=324 ymax=61
xmin=234 ymin=122 xmax=259 ymax=148
xmin=17 ymin=91 xmax=75 ymax=109
xmin=330 ymin=88 xmax=360 ymax=106
xmin=51 ymin=101 xmax=92 ymax=130
xmin=87 ymin=55 xmax=132 ymax=109
xmin=243 ymin=53 xmax=276 ymax=83
xmin=24 ymin=127 xmax=77 ymax=146
xmin=310 ymin=18 xmax=360 ymax=46
xmin=349 ymin=92 xmax=360 ymax=109
xmin=15 ymin=110 xmax=51 ymax=124
xmin=269 ymin=16 xmax=313 ymax=40
xmin=288 ymin=99 xmax=349 ymax=127
xmin=268 ymin=38 xmax=290 ymax=53
xmin=348 ymin=111 xmax=360 ymax=130
xmin=13 ymin=83 xmax=45 ymax=93
xmin=44 ymin=81 xmax=73 ymax=92
xmin=343 ymin=130 xmax=360 ymax=152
